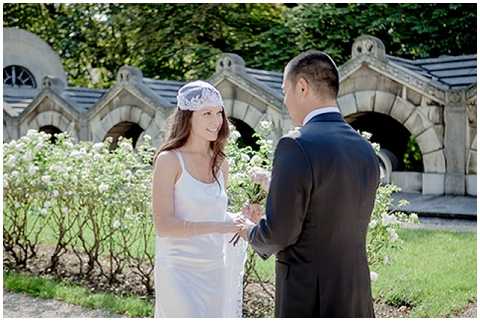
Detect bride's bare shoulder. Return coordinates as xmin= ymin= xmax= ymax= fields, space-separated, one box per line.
xmin=153 ymin=150 xmax=180 ymax=172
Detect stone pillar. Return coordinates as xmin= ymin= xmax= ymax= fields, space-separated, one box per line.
xmin=79 ymin=116 xmax=90 ymax=142
xmin=444 ymin=90 xmax=467 ymax=195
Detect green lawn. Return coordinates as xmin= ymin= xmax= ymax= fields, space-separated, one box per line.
xmin=4 ymin=209 xmax=155 ymax=259
xmin=371 ymin=228 xmax=476 ymax=317
xmin=253 ymin=228 xmax=476 ymax=317
xmin=4 ymin=271 xmax=153 ymax=317
xmin=4 ymin=228 xmax=476 ymax=317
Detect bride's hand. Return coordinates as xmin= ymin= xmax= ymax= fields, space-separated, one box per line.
xmin=242 ymin=203 xmax=264 ymax=224
xmin=217 ymin=220 xmax=245 ymax=234
xmin=229 ymin=221 xmax=255 ymax=246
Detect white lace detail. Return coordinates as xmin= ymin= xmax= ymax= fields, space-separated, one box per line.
xmin=177 ymin=80 xmax=224 ymax=111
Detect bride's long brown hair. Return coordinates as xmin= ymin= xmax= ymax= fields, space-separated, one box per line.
xmin=152 ymin=108 xmax=230 ymax=187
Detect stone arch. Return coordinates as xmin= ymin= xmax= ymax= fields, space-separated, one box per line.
xmin=39 ymin=125 xmax=62 ymax=144
xmin=337 ymin=90 xmax=445 ymax=173
xmin=104 ymin=121 xmax=144 ymax=150
xmin=223 ymin=98 xmax=266 ymax=132
xmin=91 ymin=105 xmax=154 ymax=143
xmin=142 ymin=110 xmax=170 ymax=150
xmin=229 ymin=117 xmax=259 ymax=150
xmin=20 ymin=110 xmax=79 ymax=142
xmin=136 ymin=131 xmax=147 ymax=149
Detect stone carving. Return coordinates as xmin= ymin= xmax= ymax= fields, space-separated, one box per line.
xmin=215 ymin=53 xmax=246 ymax=74
xmin=466 ymin=85 xmax=477 ymax=127
xmin=352 ymin=35 xmax=386 ymax=60
xmin=446 ymin=90 xmax=465 ymax=105
xmin=116 ymin=65 xmax=143 ymax=83
xmin=42 ymin=75 xmax=66 ymax=93
xmin=467 ymin=97 xmax=477 ymax=127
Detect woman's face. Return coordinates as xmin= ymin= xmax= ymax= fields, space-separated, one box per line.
xmin=190 ymin=105 xmax=224 ymax=142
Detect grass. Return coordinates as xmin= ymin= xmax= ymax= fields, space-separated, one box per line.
xmin=4 ymin=227 xmax=476 ymax=317
xmin=3 ymin=270 xmax=154 ymax=317
xmin=4 ymin=208 xmax=155 ymax=259
xmin=371 ymin=228 xmax=476 ymax=317
xmin=253 ymin=228 xmax=476 ymax=317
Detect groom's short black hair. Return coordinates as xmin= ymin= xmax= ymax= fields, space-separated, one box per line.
xmin=285 ymin=50 xmax=339 ymax=98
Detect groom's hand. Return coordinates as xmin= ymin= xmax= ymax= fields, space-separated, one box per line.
xmin=238 ymin=220 xmax=255 ymax=241
xmin=242 ymin=203 xmax=264 ymax=224
xmin=229 ymin=220 xmax=255 ymax=246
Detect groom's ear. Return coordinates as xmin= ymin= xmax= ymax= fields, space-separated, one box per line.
xmin=297 ymin=77 xmax=309 ymax=97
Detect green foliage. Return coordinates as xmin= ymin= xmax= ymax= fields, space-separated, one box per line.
xmin=225 ymin=124 xmax=419 ymax=301
xmin=253 ymin=228 xmax=477 ymax=317
xmin=372 ymin=229 xmax=476 ymax=317
xmin=4 ymin=271 xmax=153 ymax=317
xmin=403 ymin=136 xmax=423 ymax=172
xmin=276 ymin=3 xmax=477 ymax=66
xmin=225 ymin=120 xmax=274 ymax=213
xmin=4 ymin=3 xmax=476 ymax=87
xmin=3 ymin=129 xmax=156 ymax=290
xmin=4 ymin=125 xmax=418 ymax=316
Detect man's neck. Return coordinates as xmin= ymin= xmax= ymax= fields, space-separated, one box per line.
xmin=303 ymin=100 xmax=338 ymax=115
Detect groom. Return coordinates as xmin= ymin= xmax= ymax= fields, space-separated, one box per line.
xmin=238 ymin=50 xmax=380 ymax=317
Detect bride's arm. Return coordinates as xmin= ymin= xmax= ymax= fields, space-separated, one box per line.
xmin=152 ymin=151 xmax=240 ymax=237
xmin=221 ymin=158 xmax=229 ymax=188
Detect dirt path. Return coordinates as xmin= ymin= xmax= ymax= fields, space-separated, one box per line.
xmin=2 ymin=289 xmax=125 ymax=318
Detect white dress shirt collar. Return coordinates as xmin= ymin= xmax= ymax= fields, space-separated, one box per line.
xmin=302 ymin=106 xmax=341 ymax=126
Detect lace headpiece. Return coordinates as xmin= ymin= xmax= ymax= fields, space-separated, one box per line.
xmin=176 ymin=80 xmax=224 ymax=111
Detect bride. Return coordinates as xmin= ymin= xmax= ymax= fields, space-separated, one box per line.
xmin=151 ymin=80 xmax=249 ymax=317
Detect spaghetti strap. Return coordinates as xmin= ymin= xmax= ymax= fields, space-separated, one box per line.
xmin=174 ymin=150 xmax=186 ymax=171
xmin=218 ymin=166 xmax=224 ymax=183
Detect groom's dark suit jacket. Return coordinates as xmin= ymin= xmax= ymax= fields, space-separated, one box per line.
xmin=249 ymin=111 xmax=380 ymax=317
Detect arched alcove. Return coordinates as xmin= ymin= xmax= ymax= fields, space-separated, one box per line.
xmin=345 ymin=112 xmax=424 ymax=172
xmin=229 ymin=117 xmax=259 ymax=151
xmin=39 ymin=125 xmax=62 ymax=144
xmin=104 ymin=121 xmax=144 ymax=150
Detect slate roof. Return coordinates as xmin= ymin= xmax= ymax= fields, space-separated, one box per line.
xmin=246 ymin=67 xmax=283 ymax=96
xmin=3 ymin=93 xmax=35 ymax=117
xmin=244 ymin=55 xmax=478 ymax=96
xmin=142 ymin=77 xmax=185 ymax=107
xmin=63 ymin=87 xmax=107 ymax=113
xmin=387 ymin=54 xmax=477 ymax=89
xmin=3 ymin=54 xmax=477 ymax=118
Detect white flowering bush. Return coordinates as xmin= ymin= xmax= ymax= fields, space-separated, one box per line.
xmin=4 ymin=130 xmax=54 ymax=267
xmin=367 ymin=184 xmax=419 ymax=267
xmin=225 ymin=121 xmax=276 ymax=297
xmin=358 ymin=131 xmax=420 ymax=281
xmin=225 ymin=126 xmax=419 ymax=291
xmin=4 ymin=129 xmax=156 ymax=291
xmin=3 ymin=124 xmax=418 ymax=303
xmin=225 ymin=120 xmax=274 ymax=213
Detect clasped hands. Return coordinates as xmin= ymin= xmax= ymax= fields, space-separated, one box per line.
xmin=229 ymin=203 xmax=264 ymax=246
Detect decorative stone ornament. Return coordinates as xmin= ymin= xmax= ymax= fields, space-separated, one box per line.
xmin=116 ymin=65 xmax=143 ymax=84
xmin=42 ymin=75 xmax=66 ymax=93
xmin=352 ymin=35 xmax=386 ymax=61
xmin=216 ymin=53 xmax=246 ymax=73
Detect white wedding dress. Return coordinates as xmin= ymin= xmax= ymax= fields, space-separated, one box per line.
xmin=154 ymin=150 xmax=248 ymax=317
